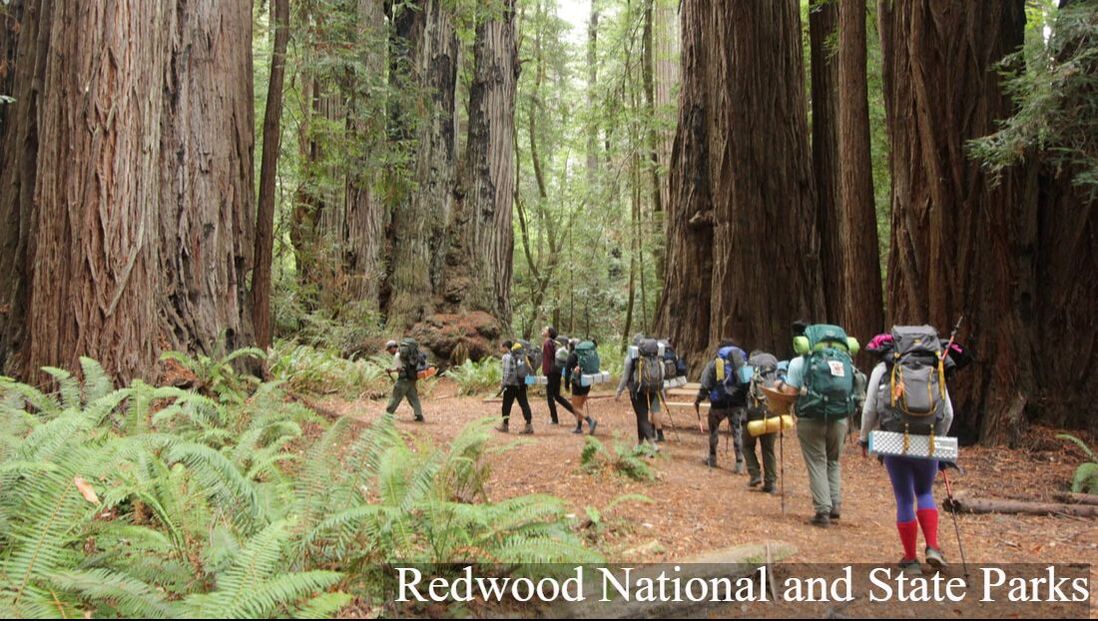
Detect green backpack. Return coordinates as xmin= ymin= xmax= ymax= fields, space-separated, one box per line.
xmin=575 ymin=341 xmax=600 ymax=375
xmin=795 ymin=324 xmax=857 ymax=420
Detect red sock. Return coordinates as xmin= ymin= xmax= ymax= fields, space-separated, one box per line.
xmin=897 ymin=520 xmax=918 ymax=560
xmin=916 ymin=508 xmax=940 ymax=550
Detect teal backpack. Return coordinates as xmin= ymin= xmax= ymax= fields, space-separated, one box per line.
xmin=794 ymin=324 xmax=858 ymax=421
xmin=575 ymin=341 xmax=600 ymax=375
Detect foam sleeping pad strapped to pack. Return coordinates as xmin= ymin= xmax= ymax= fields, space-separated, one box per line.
xmin=869 ymin=430 xmax=958 ymax=461
xmin=579 ymin=371 xmax=612 ymax=387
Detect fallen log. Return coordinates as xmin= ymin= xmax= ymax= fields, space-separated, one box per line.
xmin=948 ymin=496 xmax=1098 ymax=518
xmin=1053 ymin=492 xmax=1098 ymax=506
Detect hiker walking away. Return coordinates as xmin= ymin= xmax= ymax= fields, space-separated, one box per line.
xmin=385 ymin=339 xmax=425 ymax=422
xmin=542 ymin=326 xmax=576 ymax=426
xmin=564 ymin=339 xmax=599 ymax=435
xmin=861 ymin=327 xmax=955 ymax=574
xmin=744 ymin=350 xmax=781 ymax=491
xmin=695 ymin=342 xmax=749 ymax=472
xmin=498 ymin=340 xmax=534 ymax=434
xmin=777 ymin=322 xmax=860 ymax=527
xmin=615 ymin=337 xmax=664 ymax=447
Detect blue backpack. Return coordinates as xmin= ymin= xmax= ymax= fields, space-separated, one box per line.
xmin=709 ymin=346 xmax=747 ymax=405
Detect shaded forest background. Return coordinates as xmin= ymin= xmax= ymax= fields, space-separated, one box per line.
xmin=0 ymin=0 xmax=1095 ymax=444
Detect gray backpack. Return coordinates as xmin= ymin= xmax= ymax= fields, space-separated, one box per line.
xmin=634 ymin=338 xmax=665 ymax=393
xmin=880 ymin=325 xmax=946 ymax=435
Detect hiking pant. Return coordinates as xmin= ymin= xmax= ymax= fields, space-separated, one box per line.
xmin=546 ymin=372 xmax=575 ymax=423
xmin=629 ymin=389 xmax=660 ymax=443
xmin=502 ymin=385 xmax=533 ymax=425
xmin=708 ymin=406 xmax=744 ymax=463
xmin=387 ymin=378 xmax=423 ymax=419
xmin=883 ymin=455 xmax=938 ymax=522
xmin=796 ymin=417 xmax=848 ymax=515
xmin=744 ymin=428 xmax=778 ymax=487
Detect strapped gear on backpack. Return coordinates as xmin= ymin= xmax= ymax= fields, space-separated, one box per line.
xmin=795 ymin=325 xmax=857 ymax=420
xmin=879 ymin=325 xmax=947 ymax=437
xmin=398 ymin=338 xmax=427 ymax=381
xmin=709 ymin=345 xmax=746 ymax=406
xmin=553 ymin=337 xmax=571 ymax=371
xmin=511 ymin=340 xmax=536 ymax=382
xmin=660 ymin=341 xmax=687 ymax=380
xmin=634 ymin=338 xmax=665 ymax=394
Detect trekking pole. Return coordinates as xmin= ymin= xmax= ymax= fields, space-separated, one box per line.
xmin=940 ymin=315 xmax=965 ymax=362
xmin=693 ymin=402 xmax=704 ymax=433
xmin=941 ymin=468 xmax=969 ymax=578
xmin=779 ymin=427 xmax=786 ymax=514
xmin=657 ymin=390 xmax=681 ymax=442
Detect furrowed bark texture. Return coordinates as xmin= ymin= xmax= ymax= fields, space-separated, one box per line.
xmin=881 ymin=0 xmax=1033 ymax=444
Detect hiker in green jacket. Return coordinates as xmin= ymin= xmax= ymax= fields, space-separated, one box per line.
xmin=385 ymin=339 xmax=424 ymax=422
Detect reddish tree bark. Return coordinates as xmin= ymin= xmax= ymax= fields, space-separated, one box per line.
xmin=881 ymin=0 xmax=1032 ymax=444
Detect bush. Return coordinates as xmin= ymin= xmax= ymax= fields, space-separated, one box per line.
xmin=579 ymin=435 xmax=658 ymax=482
xmin=1058 ymin=433 xmax=1098 ymax=495
xmin=268 ymin=341 xmax=390 ymax=398
xmin=445 ymin=358 xmax=502 ymax=396
xmin=0 ymin=354 xmax=599 ymax=617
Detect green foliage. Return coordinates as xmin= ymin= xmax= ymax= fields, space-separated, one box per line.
xmin=581 ymin=494 xmax=653 ymax=544
xmin=971 ymin=1 xmax=1098 ymax=194
xmin=445 ymin=358 xmax=503 ymax=396
xmin=1057 ymin=433 xmax=1098 ymax=494
xmin=579 ymin=435 xmax=658 ymax=482
xmin=0 ymin=354 xmax=598 ymax=617
xmin=268 ymin=341 xmax=390 ymax=398
xmin=159 ymin=349 xmax=266 ymax=405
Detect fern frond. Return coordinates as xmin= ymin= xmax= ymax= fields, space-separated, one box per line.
xmin=47 ymin=568 xmax=174 ymax=618
xmin=291 ymin=591 xmax=353 ymax=619
xmin=224 ymin=570 xmax=342 ymax=618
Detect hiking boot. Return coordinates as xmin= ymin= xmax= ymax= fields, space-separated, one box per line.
xmin=763 ymin=485 xmax=779 ymax=496
xmin=925 ymin=547 xmax=947 ymax=569
xmin=572 ymin=425 xmax=584 ymax=434
xmin=497 ymin=421 xmax=509 ymax=433
xmin=520 ymin=423 xmax=534 ymax=435
xmin=550 ymin=418 xmax=560 ymax=425
xmin=829 ymin=510 xmax=841 ymax=522
xmin=810 ymin=512 xmax=831 ymax=528
xmin=656 ymin=429 xmax=666 ymax=443
xmin=898 ymin=558 xmax=922 ymax=576
xmin=748 ymin=474 xmax=763 ymax=487
xmin=705 ymin=455 xmax=717 ymax=468
xmin=588 ymin=419 xmax=598 ymax=436
xmin=734 ymin=460 xmax=746 ymax=475
xmin=414 ymin=415 xmax=425 ymax=423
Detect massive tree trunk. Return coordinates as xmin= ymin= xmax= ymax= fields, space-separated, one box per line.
xmin=253 ymin=0 xmax=291 ymax=350
xmin=0 ymin=0 xmax=49 ymax=375
xmin=1 ymin=0 xmax=254 ymax=384
xmin=385 ymin=0 xmax=458 ymax=328
xmin=837 ymin=0 xmax=883 ymax=356
xmin=881 ymin=0 xmax=1032 ymax=444
xmin=653 ymin=0 xmax=713 ymax=374
xmin=652 ymin=0 xmax=678 ymax=225
xmin=809 ymin=0 xmax=845 ymax=324
xmin=708 ymin=0 xmax=823 ymax=355
xmin=442 ymin=0 xmax=517 ymax=326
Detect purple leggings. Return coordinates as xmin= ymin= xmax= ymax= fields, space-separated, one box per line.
xmin=883 ymin=455 xmax=938 ymax=522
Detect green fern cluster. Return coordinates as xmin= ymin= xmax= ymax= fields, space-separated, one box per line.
xmin=445 ymin=358 xmax=502 ymax=396
xmin=1058 ymin=434 xmax=1098 ymax=494
xmin=579 ymin=436 xmax=658 ymax=482
xmin=267 ymin=342 xmax=391 ymax=399
xmin=0 ymin=354 xmax=599 ymax=618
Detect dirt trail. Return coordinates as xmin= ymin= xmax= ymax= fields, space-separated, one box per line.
xmin=321 ymin=379 xmax=1097 ymax=607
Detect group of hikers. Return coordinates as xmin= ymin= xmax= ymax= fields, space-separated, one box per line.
xmin=382 ymin=319 xmax=972 ymax=574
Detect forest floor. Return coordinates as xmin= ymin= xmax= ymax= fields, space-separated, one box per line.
xmin=316 ymin=379 xmax=1097 ymax=615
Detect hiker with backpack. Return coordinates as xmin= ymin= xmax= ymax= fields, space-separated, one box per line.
xmin=563 ymin=339 xmax=600 ymax=435
xmin=744 ymin=350 xmax=781 ymax=492
xmin=860 ymin=326 xmax=955 ymax=574
xmin=615 ymin=337 xmax=666 ymax=446
xmin=776 ymin=322 xmax=860 ymax=527
xmin=694 ymin=342 xmax=749 ymax=472
xmin=498 ymin=340 xmax=535 ymax=435
xmin=542 ymin=326 xmax=576 ymax=426
xmin=385 ymin=338 xmax=425 ymax=422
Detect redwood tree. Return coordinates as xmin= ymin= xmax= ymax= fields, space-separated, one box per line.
xmin=0 ymin=0 xmax=255 ymax=383
xmin=881 ymin=0 xmax=1032 ymax=443
xmin=837 ymin=0 xmax=883 ymax=353
xmin=442 ymin=0 xmax=518 ymax=326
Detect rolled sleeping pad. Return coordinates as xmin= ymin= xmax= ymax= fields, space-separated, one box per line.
xmin=417 ymin=367 xmax=438 ymax=380
xmin=868 ymin=430 xmax=959 ymax=461
xmin=746 ymin=415 xmax=795 ymax=437
xmin=663 ymin=376 xmax=687 ymax=389
xmin=580 ymin=371 xmax=612 ymax=387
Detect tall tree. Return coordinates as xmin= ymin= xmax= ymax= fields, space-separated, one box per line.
xmin=442 ymin=0 xmax=518 ymax=326
xmin=0 ymin=0 xmax=255 ymax=383
xmin=809 ymin=0 xmax=845 ymax=324
xmin=837 ymin=0 xmax=883 ymax=351
xmin=881 ymin=0 xmax=1031 ymax=443
xmin=385 ymin=0 xmax=459 ymax=328
xmin=253 ymin=0 xmax=291 ymax=350
xmin=707 ymin=0 xmax=823 ymax=353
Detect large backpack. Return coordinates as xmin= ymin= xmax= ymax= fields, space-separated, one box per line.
xmin=634 ymin=338 xmax=665 ymax=393
xmin=746 ymin=352 xmax=779 ymax=406
xmin=879 ymin=325 xmax=947 ymax=435
xmin=398 ymin=338 xmax=426 ymax=381
xmin=709 ymin=345 xmax=746 ymax=405
xmin=511 ymin=340 xmax=536 ymax=381
xmin=661 ymin=341 xmax=687 ymax=379
xmin=795 ymin=325 xmax=857 ymax=420
xmin=553 ymin=337 xmax=571 ymax=371
xmin=575 ymin=340 xmax=600 ymax=376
